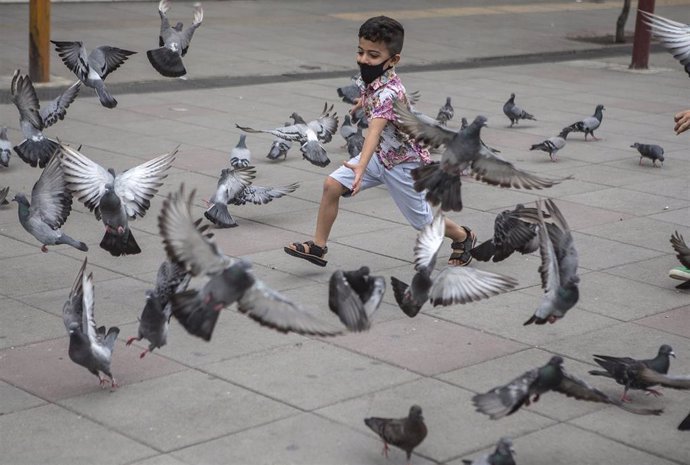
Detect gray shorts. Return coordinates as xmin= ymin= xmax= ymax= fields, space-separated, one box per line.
xmin=329 ymin=154 xmax=433 ymax=230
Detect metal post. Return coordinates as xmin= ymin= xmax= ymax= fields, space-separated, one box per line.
xmin=630 ymin=0 xmax=655 ymax=69
xmin=29 ymin=0 xmax=50 ymax=83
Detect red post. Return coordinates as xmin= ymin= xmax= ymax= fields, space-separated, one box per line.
xmin=29 ymin=0 xmax=50 ymax=82
xmin=630 ymin=0 xmax=655 ymax=69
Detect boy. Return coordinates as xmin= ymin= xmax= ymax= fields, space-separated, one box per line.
xmin=285 ymin=16 xmax=475 ymax=267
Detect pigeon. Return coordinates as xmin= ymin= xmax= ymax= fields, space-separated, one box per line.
xmin=328 ymin=266 xmax=385 ymax=332
xmin=390 ymin=211 xmax=519 ymax=318
xmin=229 ymin=134 xmax=251 ymax=168
xmin=266 ymin=123 xmax=293 ymax=161
xmin=51 ymin=40 xmax=136 ymax=109
xmin=147 ymin=0 xmax=203 ymax=78
xmin=336 ymin=75 xmax=362 ymax=105
xmin=159 ymin=185 xmax=343 ymax=341
xmin=12 ymin=153 xmax=88 ymax=252
xmin=340 ymin=114 xmax=358 ymax=142
xmin=126 ymin=259 xmax=190 ymax=358
xmin=0 ymin=186 xmax=10 ymax=206
xmin=436 ymin=97 xmax=454 ymax=125
xmin=472 ymin=356 xmax=663 ymax=420
xmin=364 ymin=405 xmax=427 ymax=465
xmin=346 ymin=127 xmax=364 ymax=159
xmin=670 ymin=231 xmax=690 ymax=289
xmin=63 ymin=257 xmax=119 ymax=388
xmin=642 ymin=11 xmax=690 ymax=77
xmin=60 ymin=144 xmax=177 ymax=256
xmin=680 ymin=411 xmax=690 ymax=431
xmin=564 ymin=104 xmax=605 ymax=141
xmin=10 ymin=70 xmax=81 ymax=168
xmin=351 ymin=106 xmax=369 ymax=129
xmin=462 ymin=437 xmax=516 ymax=465
xmin=503 ymin=93 xmax=536 ymax=127
xmin=470 ymin=204 xmax=541 ymax=263
xmin=516 ymin=199 xmax=579 ymax=325
xmin=203 ymin=165 xmax=299 ymax=228
xmin=461 ymin=116 xmax=502 ymax=156
xmin=588 ymin=344 xmax=678 ymax=401
xmin=529 ymin=128 xmax=571 ymax=162
xmin=237 ymin=103 xmax=338 ymax=167
xmin=631 ymin=142 xmax=664 ymax=167
xmin=0 ymin=127 xmax=12 ymax=167
xmin=394 ymin=101 xmax=568 ymax=212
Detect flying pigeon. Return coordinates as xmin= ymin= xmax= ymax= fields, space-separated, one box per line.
xmin=203 ymin=165 xmax=299 ymax=228
xmin=266 ymin=123 xmax=293 ymax=161
xmin=470 ymin=204 xmax=541 ymax=263
xmin=461 ymin=116 xmax=502 ymax=156
xmin=436 ymin=97 xmax=454 ymax=125
xmin=670 ymin=231 xmax=690 ymax=289
xmin=159 ymin=185 xmax=343 ymax=341
xmin=462 ymin=437 xmax=516 ymax=465
xmin=237 ymin=103 xmax=338 ymax=167
xmin=395 ymin=101 xmax=568 ymax=212
xmin=364 ymin=405 xmax=427 ymax=465
xmin=680 ymin=411 xmax=690 ymax=431
xmin=0 ymin=127 xmax=12 ymax=167
xmin=336 ymin=77 xmax=361 ymax=105
xmin=472 ymin=356 xmax=663 ymax=420
xmin=63 ymin=257 xmax=119 ymax=388
xmin=503 ymin=93 xmax=536 ymax=127
xmin=229 ymin=134 xmax=251 ymax=168
xmin=390 ymin=212 xmax=519 ymax=318
xmin=328 ymin=266 xmax=385 ymax=332
xmin=346 ymin=127 xmax=364 ymax=159
xmin=0 ymin=186 xmax=9 ymax=205
xmin=529 ymin=128 xmax=571 ymax=162
xmin=588 ymin=344 xmax=679 ymax=402
xmin=631 ymin=142 xmax=664 ymax=167
xmin=60 ymin=144 xmax=177 ymax=256
xmin=516 ymin=199 xmax=579 ymax=325
xmin=564 ymin=104 xmax=605 ymax=141
xmin=642 ymin=11 xmax=690 ymax=77
xmin=126 ymin=259 xmax=190 ymax=358
xmin=147 ymin=0 xmax=203 ymax=78
xmin=12 ymin=153 xmax=87 ymax=252
xmin=10 ymin=70 xmax=80 ymax=168
xmin=51 ymin=40 xmax=136 ymax=109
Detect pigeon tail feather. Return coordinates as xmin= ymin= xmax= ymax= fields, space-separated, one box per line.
xmin=204 ymin=203 xmax=238 ymax=228
xmin=390 ymin=276 xmax=422 ymax=318
xmin=411 ymin=163 xmax=463 ymax=212
xmin=14 ymin=138 xmax=60 ymax=168
xmin=171 ymin=290 xmax=220 ymax=341
xmin=100 ymin=230 xmax=141 ymax=256
xmin=58 ymin=233 xmax=89 ymax=252
xmin=470 ymin=238 xmax=496 ymax=262
xmin=94 ymin=80 xmax=117 ymax=109
xmin=147 ymin=47 xmax=187 ymax=78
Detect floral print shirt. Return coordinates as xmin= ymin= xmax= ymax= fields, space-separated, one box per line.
xmin=356 ymin=69 xmax=431 ymax=170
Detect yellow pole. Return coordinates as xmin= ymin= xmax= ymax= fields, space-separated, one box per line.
xmin=29 ymin=0 xmax=50 ymax=82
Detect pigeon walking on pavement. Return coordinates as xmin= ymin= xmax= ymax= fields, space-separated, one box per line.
xmin=147 ymin=0 xmax=203 ymax=78
xmin=203 ymin=165 xmax=299 ymax=228
xmin=503 ymin=93 xmax=536 ymax=127
xmin=0 ymin=127 xmax=12 ymax=167
xmin=472 ymin=356 xmax=663 ymax=420
xmin=470 ymin=204 xmax=541 ymax=263
xmin=631 ymin=142 xmax=664 ymax=167
xmin=10 ymin=70 xmax=81 ymax=168
xmin=564 ymin=104 xmax=605 ymax=141
xmin=13 ymin=154 xmax=88 ymax=252
xmin=60 ymin=144 xmax=177 ymax=256
xmin=462 ymin=437 xmax=516 ymax=465
xmin=529 ymin=128 xmax=571 ymax=162
xmin=266 ymin=123 xmax=293 ymax=161
xmin=390 ymin=212 xmax=518 ymax=318
xmin=436 ymin=97 xmax=454 ymax=125
xmin=328 ymin=266 xmax=385 ymax=332
xmin=229 ymin=134 xmax=251 ymax=168
xmin=364 ymin=405 xmax=427 ymax=465
xmin=51 ymin=40 xmax=136 ymax=109
xmin=63 ymin=257 xmax=119 ymax=388
xmin=642 ymin=11 xmax=690 ymax=77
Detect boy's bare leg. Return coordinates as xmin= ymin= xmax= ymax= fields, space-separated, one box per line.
xmin=445 ymin=217 xmax=476 ymax=266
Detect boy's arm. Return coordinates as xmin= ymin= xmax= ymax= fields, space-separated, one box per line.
xmin=675 ymin=109 xmax=690 ymax=135
xmin=343 ymin=117 xmax=387 ymax=196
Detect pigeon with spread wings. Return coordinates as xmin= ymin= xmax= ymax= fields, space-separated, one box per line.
xmin=642 ymin=11 xmax=690 ymax=77
xmin=147 ymin=0 xmax=203 ymax=78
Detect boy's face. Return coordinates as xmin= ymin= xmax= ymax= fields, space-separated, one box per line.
xmin=357 ymin=37 xmax=399 ymax=67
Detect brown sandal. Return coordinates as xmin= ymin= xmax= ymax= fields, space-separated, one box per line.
xmin=284 ymin=240 xmax=328 ymax=267
xmin=449 ymin=226 xmax=476 ymax=266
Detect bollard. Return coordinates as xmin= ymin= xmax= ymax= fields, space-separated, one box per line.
xmin=630 ymin=0 xmax=655 ymax=69
xmin=29 ymin=0 xmax=50 ymax=83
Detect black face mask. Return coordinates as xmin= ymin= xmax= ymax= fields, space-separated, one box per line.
xmin=359 ymin=58 xmax=392 ymax=85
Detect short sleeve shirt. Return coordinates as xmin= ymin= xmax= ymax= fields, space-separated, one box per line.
xmin=356 ymin=69 xmax=431 ymax=170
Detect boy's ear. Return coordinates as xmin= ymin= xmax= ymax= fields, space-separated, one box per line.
xmin=390 ymin=54 xmax=401 ymax=66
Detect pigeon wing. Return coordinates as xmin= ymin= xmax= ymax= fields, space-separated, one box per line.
xmin=30 ymin=153 xmax=73 ymax=229
xmin=413 ymin=211 xmax=445 ymax=272
xmin=51 ymin=41 xmax=90 ymax=83
xmin=671 ymin=231 xmax=690 ymax=268
xmin=232 ymin=182 xmax=299 ymax=206
xmin=643 ymin=11 xmax=690 ymax=75
xmin=10 ymin=70 xmax=43 ymax=130
xmin=235 ymin=123 xmax=307 ymax=142
xmin=328 ymin=270 xmax=369 ymax=332
xmin=179 ymin=3 xmax=203 ymax=53
xmin=63 ymin=257 xmax=88 ymax=332
xmin=636 ymin=366 xmax=690 ymax=390
xmin=471 ymin=147 xmax=567 ymax=189
xmin=472 ymin=368 xmax=539 ymax=419
xmin=88 ymin=46 xmax=137 ymax=80
xmin=39 ymin=81 xmax=81 ymax=129
xmin=59 ymin=145 xmax=113 ymax=216
xmin=394 ymin=100 xmax=457 ymax=148
xmin=428 ymin=267 xmax=518 ymax=306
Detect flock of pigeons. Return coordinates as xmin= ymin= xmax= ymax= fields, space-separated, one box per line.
xmin=1 ymin=5 xmax=690 ymax=464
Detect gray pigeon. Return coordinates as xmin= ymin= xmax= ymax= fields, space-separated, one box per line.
xmin=229 ymin=134 xmax=251 ymax=168
xmin=126 ymin=259 xmax=190 ymax=357
xmin=364 ymin=405 xmax=427 ymax=465
xmin=204 ymin=165 xmax=299 ymax=228
xmin=436 ymin=97 xmax=454 ymax=125
xmin=470 ymin=204 xmax=541 ymax=263
xmin=51 ymin=40 xmax=136 ymax=109
xmin=472 ymin=356 xmax=663 ymax=420
xmin=631 ymin=142 xmax=664 ymax=167
xmin=530 ymin=128 xmax=571 ymax=162
xmin=147 ymin=0 xmax=203 ymax=78
xmin=336 ymin=75 xmax=362 ymax=105
xmin=60 ymin=144 xmax=177 ymax=256
xmin=351 ymin=106 xmax=369 ymax=129
xmin=680 ymin=411 xmax=690 ymax=431
xmin=340 ymin=114 xmax=358 ymax=142
xmin=462 ymin=437 xmax=516 ymax=465
xmin=642 ymin=11 xmax=690 ymax=77
xmin=517 ymin=199 xmax=579 ymax=325
xmin=10 ymin=70 xmax=81 ymax=168
xmin=565 ymin=104 xmax=605 ymax=141
xmin=266 ymin=123 xmax=293 ymax=161
xmin=395 ymin=102 xmax=568 ymax=212
xmin=0 ymin=186 xmax=9 ymax=205
xmin=13 ymin=154 xmax=87 ymax=252
xmin=63 ymin=257 xmax=119 ymax=388
xmin=503 ymin=93 xmax=536 ymax=127
xmin=328 ymin=266 xmax=385 ymax=332
xmin=346 ymin=127 xmax=364 ymax=159
xmin=0 ymin=127 xmax=12 ymax=167
xmin=390 ymin=212 xmax=519 ymax=318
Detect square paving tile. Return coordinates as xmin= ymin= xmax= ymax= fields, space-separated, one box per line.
xmin=634 ymin=305 xmax=690 ymax=339
xmin=0 ymin=380 xmax=45 ymax=415
xmin=562 ymin=187 xmax=688 ymax=217
xmin=604 ymin=254 xmax=685 ymax=290
xmin=0 ymin=298 xmax=66 ymax=349
xmin=570 ymin=231 xmax=664 ymax=271
xmin=579 ymin=216 xmax=686 ymax=253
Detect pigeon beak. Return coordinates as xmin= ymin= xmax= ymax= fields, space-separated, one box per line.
xmin=670 ymin=351 xmax=676 ymax=358
xmin=511 ymin=447 xmax=517 ymax=455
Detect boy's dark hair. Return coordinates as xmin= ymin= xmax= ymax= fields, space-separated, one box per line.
xmin=358 ymin=16 xmax=404 ymax=56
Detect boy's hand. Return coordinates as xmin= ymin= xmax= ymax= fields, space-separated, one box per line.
xmin=349 ymin=98 xmax=362 ymax=116
xmin=674 ymin=110 xmax=690 ymax=135
xmin=343 ymin=160 xmax=365 ymax=196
